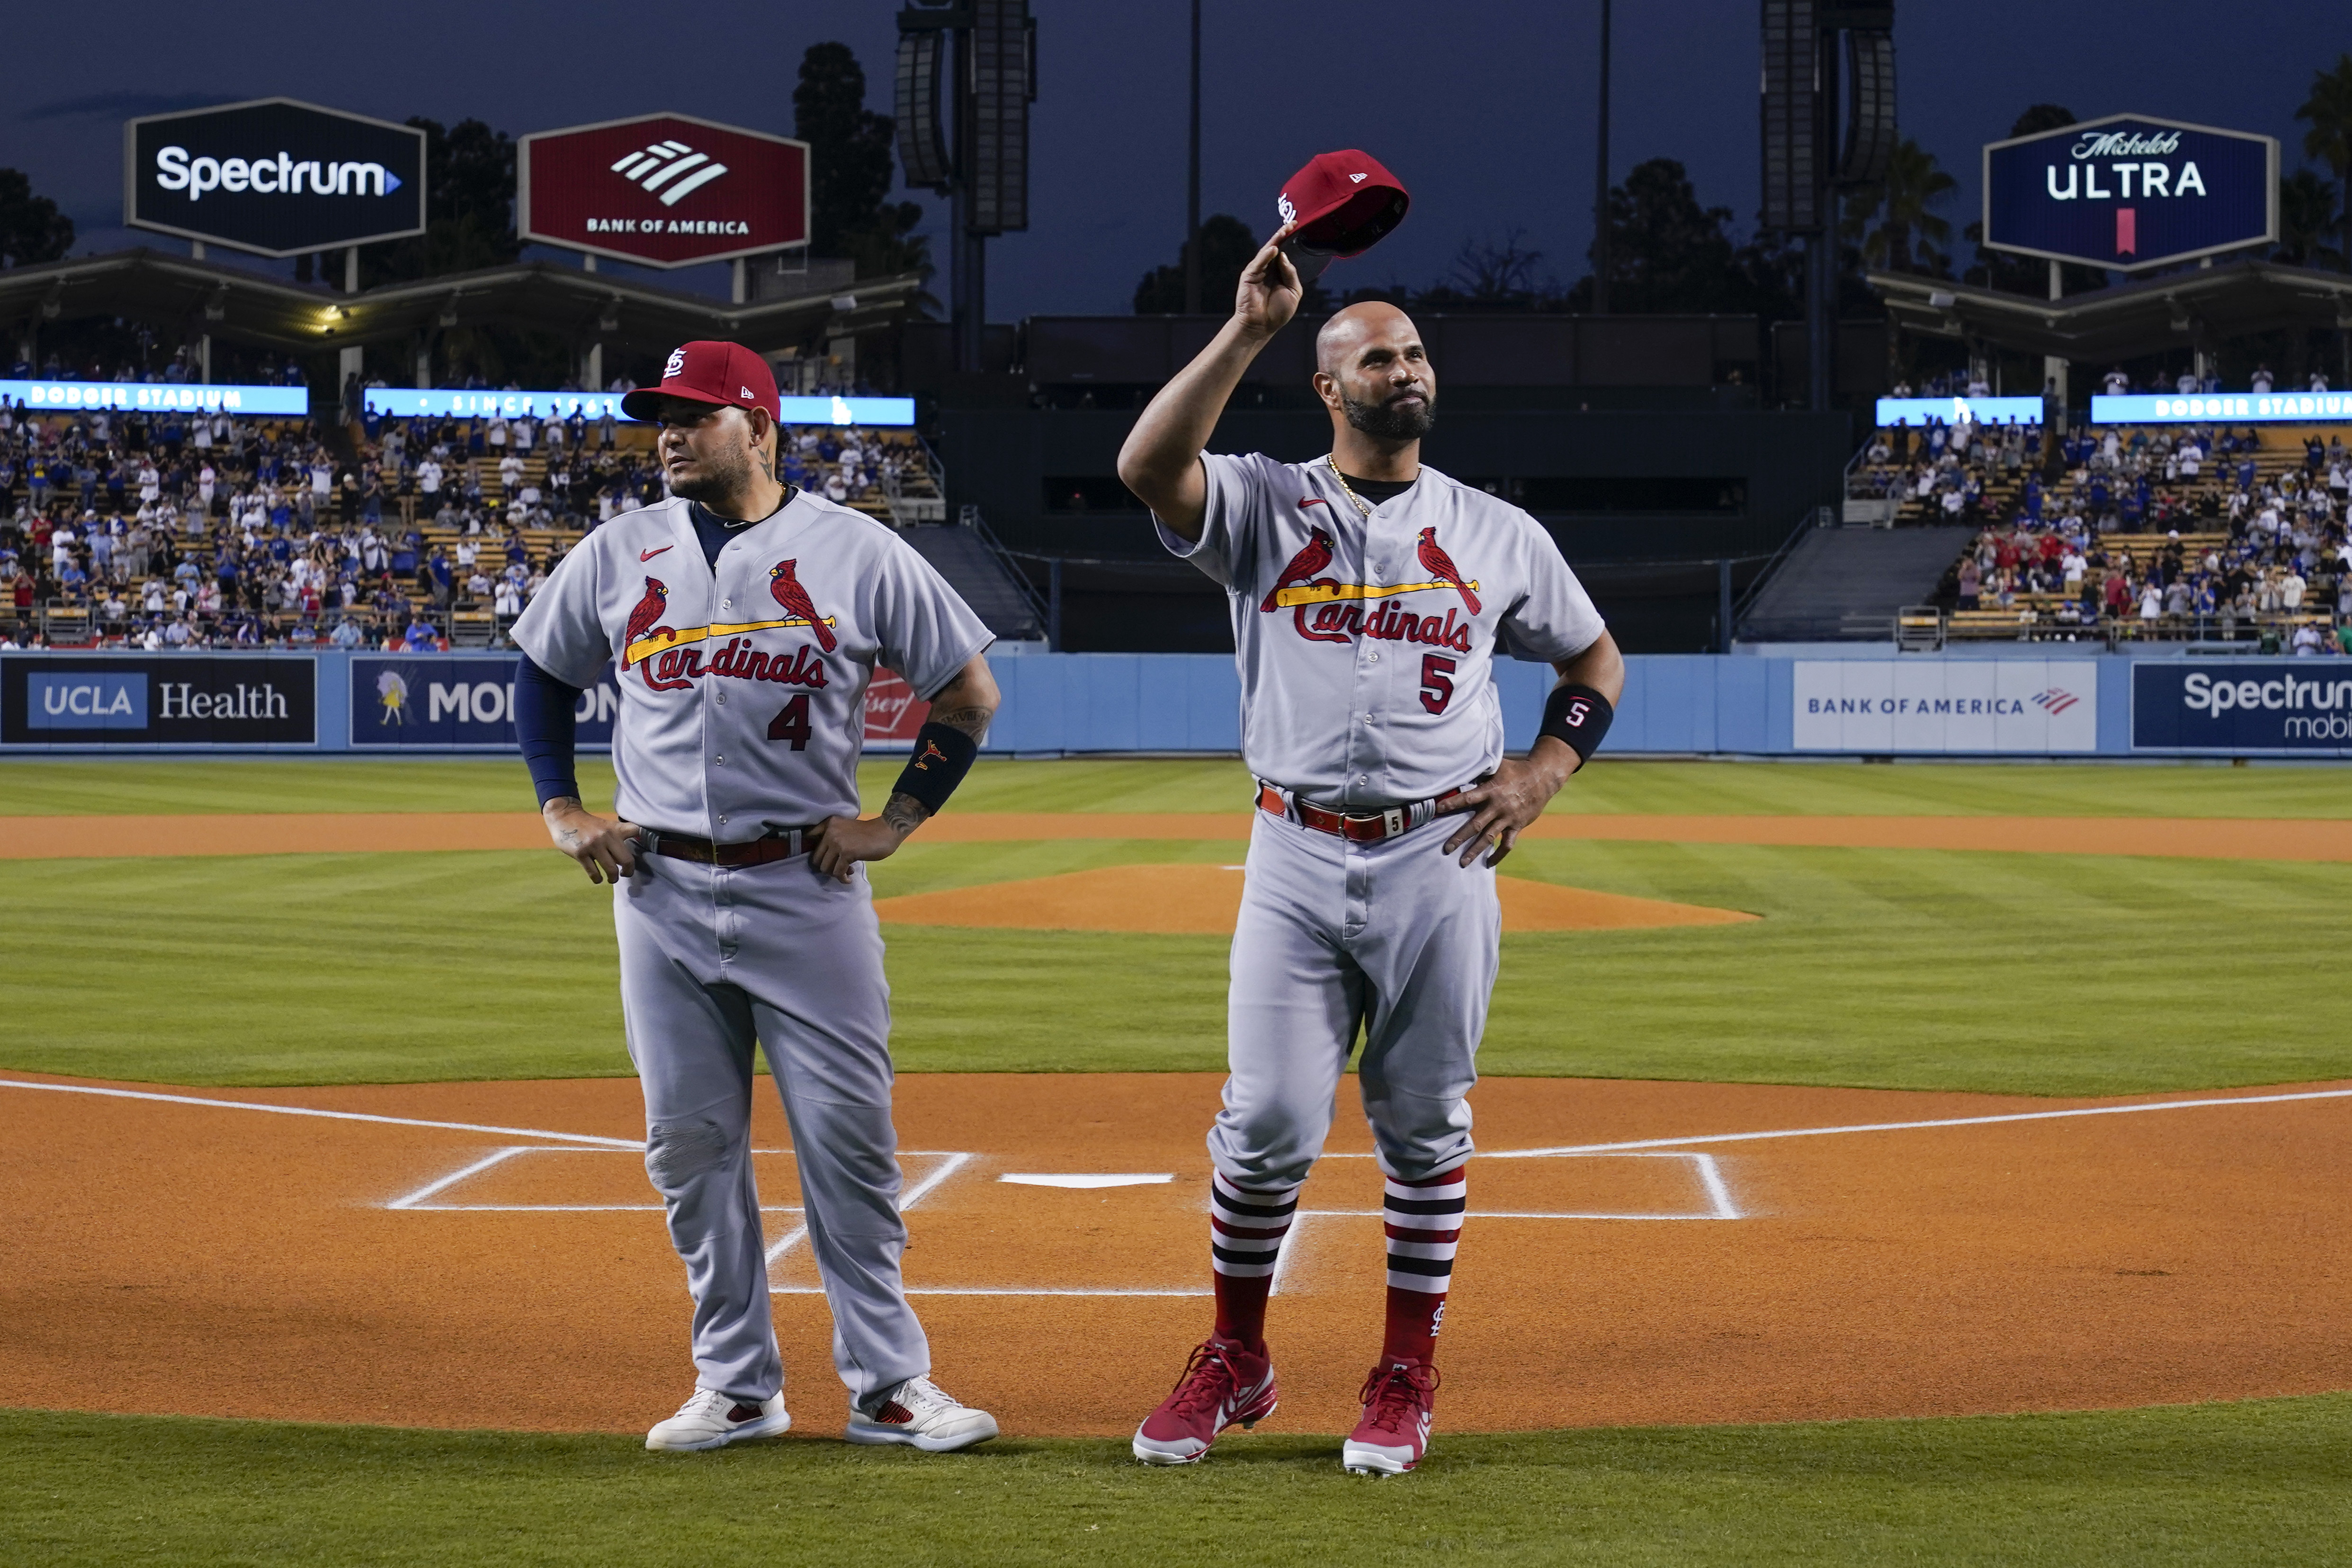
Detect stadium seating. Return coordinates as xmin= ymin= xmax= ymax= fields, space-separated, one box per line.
xmin=1871 ymin=421 xmax=2351 ymax=648
xmin=0 ymin=405 xmax=946 ymax=651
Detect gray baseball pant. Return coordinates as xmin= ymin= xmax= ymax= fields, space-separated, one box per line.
xmin=1208 ymin=811 xmax=1500 ymax=1188
xmin=613 ymin=849 xmax=930 ymax=1409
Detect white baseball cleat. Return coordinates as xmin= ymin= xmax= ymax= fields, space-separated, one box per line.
xmin=844 ymin=1375 xmax=1000 ymax=1453
xmin=645 ymin=1388 xmax=792 ymax=1452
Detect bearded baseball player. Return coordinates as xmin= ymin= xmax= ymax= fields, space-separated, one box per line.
xmin=1116 ymin=160 xmax=1625 ymax=1476
xmin=509 ymin=340 xmax=1002 ymax=1454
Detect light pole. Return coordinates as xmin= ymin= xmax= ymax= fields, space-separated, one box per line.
xmin=1184 ymin=0 xmax=1203 ymax=314
xmin=1592 ymin=0 xmax=1612 ymax=314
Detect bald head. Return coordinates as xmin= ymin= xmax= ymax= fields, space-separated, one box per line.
xmin=1313 ymin=301 xmax=1435 ymax=448
xmin=1315 ymin=301 xmax=1420 ymax=377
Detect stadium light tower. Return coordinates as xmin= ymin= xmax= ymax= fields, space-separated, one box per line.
xmin=1760 ymin=1 xmax=1896 ymax=410
xmin=897 ymin=0 xmax=1037 ymax=373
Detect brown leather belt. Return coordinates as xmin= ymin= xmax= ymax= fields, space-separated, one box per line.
xmin=639 ymin=826 xmax=814 ymax=866
xmin=1256 ymin=783 xmax=1468 ymax=843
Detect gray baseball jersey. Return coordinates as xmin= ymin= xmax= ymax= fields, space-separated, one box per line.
xmin=1158 ymin=452 xmax=1605 ymax=808
xmin=511 ymin=487 xmax=991 ymax=1416
xmin=513 ymin=491 xmax=992 ymax=838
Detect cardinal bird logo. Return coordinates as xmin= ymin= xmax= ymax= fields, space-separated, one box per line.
xmin=624 ymin=576 xmax=673 ymax=651
xmin=769 ymin=559 xmax=839 ymax=652
xmin=1261 ymin=527 xmax=1337 ymax=612
xmin=1416 ymin=528 xmax=1481 ymax=616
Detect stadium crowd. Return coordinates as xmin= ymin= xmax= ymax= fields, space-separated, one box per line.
xmin=1860 ymin=416 xmax=2352 ymax=648
xmin=0 ymin=399 xmax=934 ymax=651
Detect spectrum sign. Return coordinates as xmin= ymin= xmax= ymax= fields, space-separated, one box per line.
xmin=2092 ymin=393 xmax=2352 ymax=425
xmin=363 ymin=389 xmax=913 ymax=426
xmin=1 ymin=379 xmax=310 ymax=415
xmin=519 ymin=113 xmax=809 ymax=269
xmin=124 ymin=98 xmax=426 ymax=257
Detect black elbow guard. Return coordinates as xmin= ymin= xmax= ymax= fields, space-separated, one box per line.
xmin=892 ymin=721 xmax=980 ymax=815
xmin=1540 ymin=683 xmax=1614 ymax=763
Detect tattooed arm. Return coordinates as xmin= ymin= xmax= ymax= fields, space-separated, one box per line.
xmin=810 ymin=654 xmax=1000 ymax=883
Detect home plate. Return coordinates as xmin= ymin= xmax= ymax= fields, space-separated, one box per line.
xmin=998 ymin=1173 xmax=1176 ymax=1190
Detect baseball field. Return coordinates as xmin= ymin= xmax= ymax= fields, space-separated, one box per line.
xmin=3 ymin=755 xmax=2349 ymax=1566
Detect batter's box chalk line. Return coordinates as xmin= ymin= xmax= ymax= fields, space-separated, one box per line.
xmin=12 ymin=1076 xmax=2349 ymax=1299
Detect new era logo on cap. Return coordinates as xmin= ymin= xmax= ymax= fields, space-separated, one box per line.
xmin=621 ymin=340 xmax=779 ymax=423
xmin=1277 ymin=150 xmax=1410 ymax=260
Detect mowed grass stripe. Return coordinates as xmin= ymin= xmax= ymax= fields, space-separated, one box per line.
xmin=2 ymin=1398 xmax=2347 ymax=1568
xmin=4 ymin=839 xmax=2347 ymax=1094
xmin=7 ymin=756 xmax=2352 ymax=820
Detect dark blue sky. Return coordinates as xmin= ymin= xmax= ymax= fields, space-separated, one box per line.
xmin=8 ymin=0 xmax=2347 ymax=321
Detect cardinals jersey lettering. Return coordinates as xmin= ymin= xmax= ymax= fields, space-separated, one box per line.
xmin=1160 ymin=453 xmax=1605 ymax=807
xmin=513 ymin=493 xmax=992 ymax=838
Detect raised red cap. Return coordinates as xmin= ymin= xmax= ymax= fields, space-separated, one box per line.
xmin=620 ymin=340 xmax=779 ymax=423
xmin=1276 ymin=151 xmax=1410 ymax=258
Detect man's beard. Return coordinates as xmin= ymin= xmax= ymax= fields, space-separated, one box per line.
xmin=1342 ymin=389 xmax=1435 ymax=442
xmin=667 ymin=444 xmax=755 ymax=506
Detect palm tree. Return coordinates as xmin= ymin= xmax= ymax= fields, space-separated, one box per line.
xmin=1840 ymin=137 xmax=1956 ymax=277
xmin=2276 ymin=168 xmax=2345 ymax=269
xmin=2295 ymin=54 xmax=2352 ymax=271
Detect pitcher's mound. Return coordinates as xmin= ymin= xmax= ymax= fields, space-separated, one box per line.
xmin=873 ymin=863 xmax=1756 ymax=935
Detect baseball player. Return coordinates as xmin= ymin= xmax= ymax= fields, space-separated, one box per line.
xmin=509 ymin=340 xmax=1002 ymax=1454
xmin=1116 ymin=223 xmax=1624 ymax=1474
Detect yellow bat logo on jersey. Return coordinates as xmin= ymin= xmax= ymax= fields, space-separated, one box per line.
xmin=1266 ymin=578 xmax=1479 ymax=609
xmin=624 ymin=616 xmax=839 ymax=669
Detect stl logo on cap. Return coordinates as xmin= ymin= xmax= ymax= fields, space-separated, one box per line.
xmin=664 ymin=348 xmax=686 ymax=379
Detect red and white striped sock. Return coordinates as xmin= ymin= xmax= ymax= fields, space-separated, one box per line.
xmin=1208 ymin=1172 xmax=1298 ymax=1352
xmin=1381 ymin=1165 xmax=1465 ymax=1365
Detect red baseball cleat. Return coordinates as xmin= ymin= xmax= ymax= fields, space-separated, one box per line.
xmin=1131 ymin=1336 xmax=1279 ymax=1465
xmin=1342 ymin=1361 xmax=1439 ymax=1475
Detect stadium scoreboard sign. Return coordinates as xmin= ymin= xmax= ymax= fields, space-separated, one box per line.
xmin=1 ymin=656 xmax=316 ymax=746
xmin=1 ymin=379 xmax=310 ymax=415
xmin=1983 ymin=114 xmax=2275 ymax=271
xmin=362 ymin=388 xmax=914 ymax=426
xmin=124 ymin=98 xmax=426 ymax=257
xmin=519 ymin=113 xmax=809 ymax=269
xmin=2091 ymin=392 xmax=2352 ymax=425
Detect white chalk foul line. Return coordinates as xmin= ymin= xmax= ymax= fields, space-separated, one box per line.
xmin=0 ymin=1078 xmax=643 ymax=1148
xmin=1495 ymin=1086 xmax=2352 ymax=1158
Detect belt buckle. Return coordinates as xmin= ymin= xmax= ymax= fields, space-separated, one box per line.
xmin=1382 ymin=807 xmax=1405 ymax=839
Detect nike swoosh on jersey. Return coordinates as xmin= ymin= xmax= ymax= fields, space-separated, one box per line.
xmin=1298 ymin=497 xmax=1328 ymax=508
xmin=640 ymin=546 xmax=674 ymax=561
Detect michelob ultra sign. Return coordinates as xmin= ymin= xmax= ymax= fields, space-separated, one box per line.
xmin=1982 ymin=114 xmax=2275 ymax=271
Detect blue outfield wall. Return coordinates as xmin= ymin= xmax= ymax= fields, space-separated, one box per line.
xmin=1 ymin=649 xmax=2347 ymax=759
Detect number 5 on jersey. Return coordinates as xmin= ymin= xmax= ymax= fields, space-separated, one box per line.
xmin=768 ymin=694 xmax=812 ymax=750
xmin=1419 ymin=654 xmax=1456 ymax=714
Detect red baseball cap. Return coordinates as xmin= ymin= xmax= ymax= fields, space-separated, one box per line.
xmin=1277 ymin=151 xmax=1410 ymax=259
xmin=620 ymin=340 xmax=779 ymax=424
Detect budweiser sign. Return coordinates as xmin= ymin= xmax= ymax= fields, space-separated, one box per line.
xmin=863 ymin=667 xmax=930 ymax=745
xmin=518 ymin=112 xmax=808 ymax=268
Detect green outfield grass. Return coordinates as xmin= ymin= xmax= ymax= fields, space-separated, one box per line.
xmin=3 ymin=1398 xmax=2345 ymax=1568
xmin=6 ymin=754 xmax=2352 ymax=819
xmin=3 ymin=760 xmax=2348 ymax=1093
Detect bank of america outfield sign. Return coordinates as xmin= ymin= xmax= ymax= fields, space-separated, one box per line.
xmin=1793 ymin=661 xmax=2098 ymax=753
xmin=1984 ymin=114 xmax=2275 ymax=272
xmin=125 ymin=99 xmax=426 ymax=257
xmin=519 ymin=113 xmax=809 ymax=269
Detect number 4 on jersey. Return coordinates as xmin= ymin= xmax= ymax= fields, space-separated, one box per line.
xmin=768 ymin=694 xmax=812 ymax=750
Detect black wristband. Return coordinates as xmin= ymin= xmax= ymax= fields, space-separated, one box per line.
xmin=892 ymin=721 xmax=979 ymax=816
xmin=1539 ymin=682 xmax=1614 ymax=762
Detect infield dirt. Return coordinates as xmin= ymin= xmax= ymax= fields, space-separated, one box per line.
xmin=2 ymin=1070 xmax=2344 ymax=1442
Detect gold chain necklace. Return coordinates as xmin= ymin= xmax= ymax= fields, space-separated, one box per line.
xmin=1328 ymin=461 xmax=1372 ymax=520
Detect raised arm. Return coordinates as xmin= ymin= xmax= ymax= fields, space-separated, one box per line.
xmin=1117 ymin=224 xmax=1303 ymax=541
